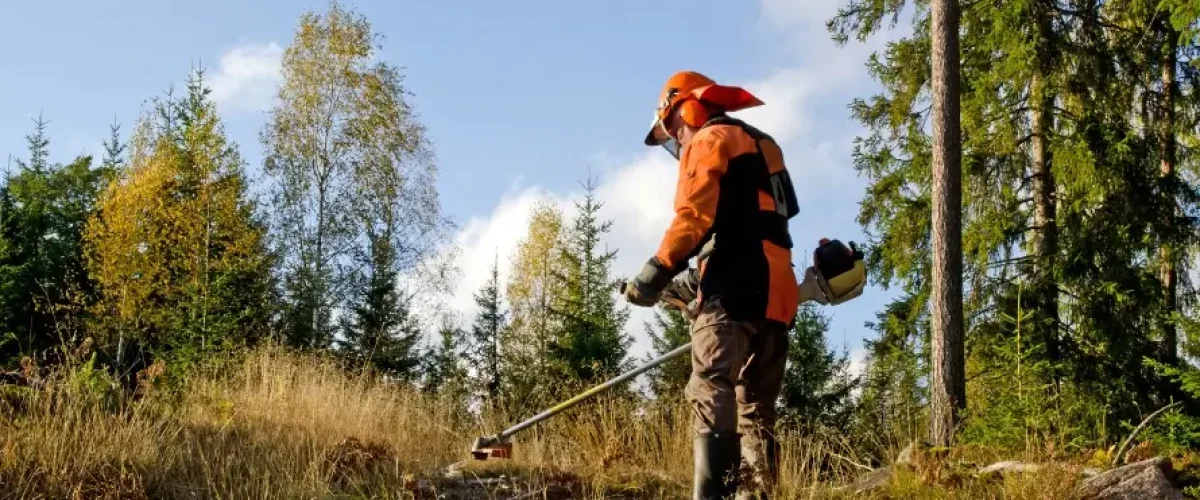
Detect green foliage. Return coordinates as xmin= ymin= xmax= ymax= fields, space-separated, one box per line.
xmin=547 ymin=177 xmax=631 ymax=386
xmin=831 ymin=0 xmax=1200 ymax=451
xmin=339 ymin=235 xmax=422 ymax=382
xmin=1143 ymin=361 xmax=1200 ymax=451
xmin=262 ymin=0 xmax=445 ymax=351
xmin=852 ymin=294 xmax=928 ymax=459
xmin=780 ymin=303 xmax=858 ymax=432
xmin=0 ymin=115 xmax=113 ymax=366
xmin=423 ymin=322 xmax=469 ymax=403
xmin=63 ymin=351 xmax=121 ymax=412
xmin=84 ymin=68 xmax=275 ymax=376
xmin=468 ymin=257 xmax=507 ymax=402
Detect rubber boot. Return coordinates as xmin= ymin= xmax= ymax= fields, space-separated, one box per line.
xmin=737 ymin=431 xmax=779 ymax=500
xmin=694 ymin=432 xmax=741 ymax=500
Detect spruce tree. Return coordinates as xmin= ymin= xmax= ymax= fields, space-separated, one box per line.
xmin=469 ymin=256 xmax=507 ymax=402
xmin=338 ymin=235 xmax=422 ymax=382
xmin=424 ymin=322 xmax=469 ymax=400
xmin=101 ymin=118 xmax=126 ymax=172
xmin=550 ymin=176 xmax=631 ymax=385
xmin=0 ymin=115 xmax=111 ymax=366
xmin=853 ymin=295 xmax=928 ymax=458
xmin=780 ymin=303 xmax=857 ymax=431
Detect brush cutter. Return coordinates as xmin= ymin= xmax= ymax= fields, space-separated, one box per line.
xmin=469 ymin=239 xmax=867 ymax=460
xmin=470 ymin=341 xmax=691 ymax=460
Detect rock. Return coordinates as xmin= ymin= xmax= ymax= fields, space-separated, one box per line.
xmin=443 ymin=460 xmax=465 ymax=480
xmin=848 ymin=466 xmax=892 ymax=495
xmin=1076 ymin=457 xmax=1184 ymax=500
xmin=978 ymin=461 xmax=1042 ymax=476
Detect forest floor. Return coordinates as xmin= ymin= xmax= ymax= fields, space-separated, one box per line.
xmin=0 ymin=347 xmax=1195 ymax=499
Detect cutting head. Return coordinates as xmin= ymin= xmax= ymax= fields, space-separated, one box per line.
xmin=470 ymin=435 xmax=513 ymax=460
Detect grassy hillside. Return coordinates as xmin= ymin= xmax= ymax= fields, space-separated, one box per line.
xmin=0 ymin=346 xmax=1174 ymax=499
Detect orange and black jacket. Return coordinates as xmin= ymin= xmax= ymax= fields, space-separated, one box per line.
xmin=648 ymin=115 xmax=800 ymax=326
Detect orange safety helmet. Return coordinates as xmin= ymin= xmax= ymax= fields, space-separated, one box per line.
xmin=643 ymin=71 xmax=765 ymax=157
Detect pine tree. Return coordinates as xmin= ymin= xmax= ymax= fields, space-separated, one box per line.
xmin=927 ymin=0 xmax=966 ymax=447
xmin=469 ymin=256 xmax=507 ymax=402
xmin=645 ymin=306 xmax=691 ymax=401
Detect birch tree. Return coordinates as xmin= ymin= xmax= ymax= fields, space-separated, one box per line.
xmin=263 ymin=1 xmax=445 ymax=350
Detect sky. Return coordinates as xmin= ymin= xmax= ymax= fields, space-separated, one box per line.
xmin=0 ymin=0 xmax=911 ymax=369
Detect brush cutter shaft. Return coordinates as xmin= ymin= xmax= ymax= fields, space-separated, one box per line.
xmin=497 ymin=342 xmax=692 ymax=440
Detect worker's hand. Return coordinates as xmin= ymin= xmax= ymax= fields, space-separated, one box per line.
xmin=799 ymin=266 xmax=828 ymax=305
xmin=623 ymin=279 xmax=659 ymax=307
xmin=624 ymin=258 xmax=674 ymax=307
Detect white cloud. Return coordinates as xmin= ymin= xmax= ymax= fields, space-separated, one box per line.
xmin=442 ymin=185 xmax=560 ymax=317
xmin=731 ymin=69 xmax=815 ymax=142
xmin=208 ymin=42 xmax=283 ymax=113
xmin=847 ymin=347 xmax=868 ymax=377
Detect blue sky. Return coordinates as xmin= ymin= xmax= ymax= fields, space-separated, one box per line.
xmin=0 ymin=0 xmax=908 ymax=366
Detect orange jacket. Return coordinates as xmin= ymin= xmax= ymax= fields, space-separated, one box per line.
xmin=653 ymin=116 xmax=800 ymax=325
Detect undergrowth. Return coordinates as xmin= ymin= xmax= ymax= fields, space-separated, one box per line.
xmin=0 ymin=345 xmax=1177 ymax=499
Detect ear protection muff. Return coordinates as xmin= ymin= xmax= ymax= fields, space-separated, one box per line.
xmin=676 ymin=99 xmax=709 ymax=128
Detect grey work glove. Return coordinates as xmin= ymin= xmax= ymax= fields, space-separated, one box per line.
xmin=624 ymin=258 xmax=675 ymax=307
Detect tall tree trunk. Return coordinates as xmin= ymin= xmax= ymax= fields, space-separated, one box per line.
xmin=1030 ymin=3 xmax=1059 ymax=370
xmin=314 ymin=184 xmax=326 ymax=348
xmin=1160 ymin=26 xmax=1178 ymax=364
xmin=1030 ymin=76 xmax=1059 ymax=361
xmin=929 ymin=0 xmax=966 ymax=448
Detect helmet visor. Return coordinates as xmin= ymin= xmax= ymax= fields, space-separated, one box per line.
xmin=645 ymin=117 xmax=680 ymax=159
xmin=661 ymin=136 xmax=681 ymax=160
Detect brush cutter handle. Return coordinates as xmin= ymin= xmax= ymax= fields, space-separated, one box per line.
xmin=496 ymin=342 xmax=692 ymax=440
xmin=617 ymin=281 xmax=691 ymax=311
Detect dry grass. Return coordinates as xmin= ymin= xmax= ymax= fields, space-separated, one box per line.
xmin=0 ymin=347 xmax=1109 ymax=499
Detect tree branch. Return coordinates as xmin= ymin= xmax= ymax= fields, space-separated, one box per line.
xmin=1112 ymin=402 xmax=1183 ymax=467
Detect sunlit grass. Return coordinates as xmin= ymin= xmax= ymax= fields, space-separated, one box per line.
xmin=0 ymin=346 xmax=1108 ymax=499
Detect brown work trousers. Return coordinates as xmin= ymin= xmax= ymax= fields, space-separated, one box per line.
xmin=685 ymin=296 xmax=789 ymax=438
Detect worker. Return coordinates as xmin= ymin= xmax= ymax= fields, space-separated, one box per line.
xmin=623 ymin=71 xmax=820 ymax=500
